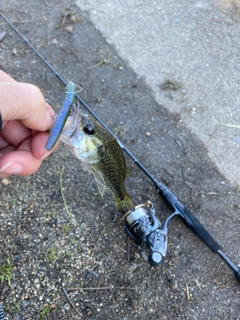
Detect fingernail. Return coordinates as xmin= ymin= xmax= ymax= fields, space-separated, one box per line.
xmin=40 ymin=151 xmax=51 ymax=160
xmin=45 ymin=110 xmax=53 ymax=130
xmin=0 ymin=162 xmax=23 ymax=174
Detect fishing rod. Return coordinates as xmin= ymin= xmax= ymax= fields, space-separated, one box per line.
xmin=1 ymin=12 xmax=240 ymax=283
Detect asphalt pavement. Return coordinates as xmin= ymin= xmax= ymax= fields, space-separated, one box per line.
xmin=76 ymin=0 xmax=240 ymax=186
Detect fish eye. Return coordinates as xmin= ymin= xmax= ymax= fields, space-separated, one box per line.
xmin=83 ymin=125 xmax=95 ymax=135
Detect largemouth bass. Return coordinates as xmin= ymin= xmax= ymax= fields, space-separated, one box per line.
xmin=59 ymin=103 xmax=134 ymax=212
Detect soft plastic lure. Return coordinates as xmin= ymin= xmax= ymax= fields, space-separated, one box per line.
xmin=45 ymin=81 xmax=75 ymax=151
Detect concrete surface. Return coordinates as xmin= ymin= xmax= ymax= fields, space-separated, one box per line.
xmin=76 ymin=0 xmax=240 ymax=186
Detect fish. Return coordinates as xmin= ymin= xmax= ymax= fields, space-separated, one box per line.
xmin=45 ymin=81 xmax=76 ymax=151
xmin=59 ymin=103 xmax=135 ymax=212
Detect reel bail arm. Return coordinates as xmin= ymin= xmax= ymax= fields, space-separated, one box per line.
xmin=121 ymin=201 xmax=176 ymax=266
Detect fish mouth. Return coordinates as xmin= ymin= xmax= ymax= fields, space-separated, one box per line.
xmin=60 ymin=103 xmax=83 ymax=143
xmin=81 ymin=110 xmax=95 ymax=135
xmin=59 ymin=105 xmax=95 ymax=145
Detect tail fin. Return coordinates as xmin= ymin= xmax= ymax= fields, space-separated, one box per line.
xmin=114 ymin=194 xmax=135 ymax=212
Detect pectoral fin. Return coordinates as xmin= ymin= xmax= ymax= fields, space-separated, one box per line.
xmin=96 ymin=180 xmax=107 ymax=197
xmin=92 ymin=167 xmax=107 ymax=197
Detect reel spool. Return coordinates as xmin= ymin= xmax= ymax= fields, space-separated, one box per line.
xmin=121 ymin=201 xmax=170 ymax=266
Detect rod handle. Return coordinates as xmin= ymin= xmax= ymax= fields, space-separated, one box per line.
xmin=174 ymin=201 xmax=221 ymax=252
xmin=157 ymin=183 xmax=221 ymax=252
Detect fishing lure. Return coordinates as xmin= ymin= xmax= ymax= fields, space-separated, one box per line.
xmin=45 ymin=81 xmax=76 ymax=151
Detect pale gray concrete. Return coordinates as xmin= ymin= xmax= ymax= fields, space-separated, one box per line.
xmin=76 ymin=0 xmax=240 ymax=186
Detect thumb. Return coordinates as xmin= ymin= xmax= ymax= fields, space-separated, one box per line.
xmin=0 ymin=82 xmax=53 ymax=131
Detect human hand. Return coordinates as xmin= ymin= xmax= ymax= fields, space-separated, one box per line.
xmin=0 ymin=70 xmax=58 ymax=178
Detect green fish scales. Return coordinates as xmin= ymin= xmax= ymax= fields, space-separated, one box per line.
xmin=59 ymin=104 xmax=134 ymax=212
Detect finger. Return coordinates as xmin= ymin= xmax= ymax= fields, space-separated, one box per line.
xmin=0 ymin=70 xmax=15 ymax=82
xmin=32 ymin=131 xmax=59 ymax=159
xmin=0 ymin=133 xmax=59 ymax=177
xmin=0 ymin=70 xmax=56 ymax=118
xmin=0 ymin=120 xmax=31 ymax=147
xmin=0 ymin=82 xmax=53 ymax=131
xmin=0 ymin=149 xmax=42 ymax=177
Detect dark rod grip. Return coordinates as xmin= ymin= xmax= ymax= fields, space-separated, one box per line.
xmin=156 ymin=183 xmax=221 ymax=252
xmin=235 ymin=271 xmax=240 ymax=283
xmin=173 ymin=201 xmax=221 ymax=252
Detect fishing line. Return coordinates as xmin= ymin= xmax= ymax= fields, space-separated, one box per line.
xmin=1 ymin=12 xmax=240 ymax=283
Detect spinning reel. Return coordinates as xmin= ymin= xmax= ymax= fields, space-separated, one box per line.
xmin=121 ymin=199 xmax=240 ymax=283
xmin=121 ymin=201 xmax=177 ymax=266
